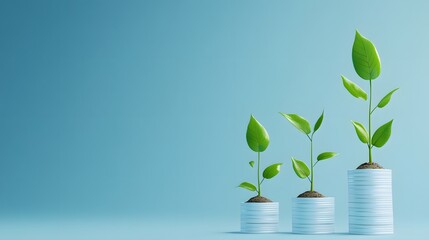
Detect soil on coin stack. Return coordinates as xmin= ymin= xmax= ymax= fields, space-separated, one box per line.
xmin=297 ymin=191 xmax=325 ymax=198
xmin=246 ymin=196 xmax=273 ymax=202
xmin=356 ymin=162 xmax=384 ymax=169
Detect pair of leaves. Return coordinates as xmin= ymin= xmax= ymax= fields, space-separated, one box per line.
xmin=280 ymin=112 xmax=324 ymax=136
xmin=291 ymin=152 xmax=337 ymax=179
xmin=352 ymin=120 xmax=393 ymax=147
xmin=343 ymin=76 xmax=399 ymax=108
xmin=246 ymin=115 xmax=270 ymax=152
xmin=238 ymin=163 xmax=282 ymax=192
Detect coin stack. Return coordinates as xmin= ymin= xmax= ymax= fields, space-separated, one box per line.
xmin=240 ymin=202 xmax=279 ymax=233
xmin=348 ymin=169 xmax=394 ymax=234
xmin=292 ymin=197 xmax=335 ymax=234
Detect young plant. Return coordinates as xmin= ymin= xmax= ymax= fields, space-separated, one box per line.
xmin=280 ymin=112 xmax=338 ymax=192
xmin=341 ymin=30 xmax=398 ymax=166
xmin=238 ymin=115 xmax=282 ymax=197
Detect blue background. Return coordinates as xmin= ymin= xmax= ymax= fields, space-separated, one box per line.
xmin=0 ymin=0 xmax=428 ymax=239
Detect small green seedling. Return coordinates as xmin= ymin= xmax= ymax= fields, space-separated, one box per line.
xmin=341 ymin=30 xmax=398 ymax=165
xmin=238 ymin=115 xmax=282 ymax=197
xmin=280 ymin=112 xmax=338 ymax=192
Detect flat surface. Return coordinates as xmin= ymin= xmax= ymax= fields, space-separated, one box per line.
xmin=0 ymin=218 xmax=425 ymax=240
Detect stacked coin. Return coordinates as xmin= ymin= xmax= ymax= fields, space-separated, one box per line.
xmin=240 ymin=202 xmax=279 ymax=233
xmin=292 ymin=197 xmax=335 ymax=234
xmin=348 ymin=169 xmax=394 ymax=234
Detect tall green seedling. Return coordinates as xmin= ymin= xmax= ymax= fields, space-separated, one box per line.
xmin=238 ymin=115 xmax=282 ymax=197
xmin=280 ymin=112 xmax=338 ymax=192
xmin=341 ymin=30 xmax=398 ymax=165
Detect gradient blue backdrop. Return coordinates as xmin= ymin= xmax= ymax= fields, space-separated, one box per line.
xmin=0 ymin=0 xmax=428 ymax=239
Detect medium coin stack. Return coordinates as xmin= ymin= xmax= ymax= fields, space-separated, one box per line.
xmin=292 ymin=197 xmax=335 ymax=234
xmin=348 ymin=169 xmax=394 ymax=234
xmin=240 ymin=202 xmax=279 ymax=233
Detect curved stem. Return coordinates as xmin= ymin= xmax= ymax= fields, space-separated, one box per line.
xmin=368 ymin=79 xmax=373 ymax=164
xmin=257 ymin=152 xmax=261 ymax=196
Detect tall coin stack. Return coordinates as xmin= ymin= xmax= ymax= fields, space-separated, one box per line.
xmin=348 ymin=169 xmax=394 ymax=234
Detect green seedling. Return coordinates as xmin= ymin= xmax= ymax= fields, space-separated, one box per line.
xmin=238 ymin=115 xmax=282 ymax=197
xmin=280 ymin=112 xmax=338 ymax=192
xmin=341 ymin=30 xmax=398 ymax=164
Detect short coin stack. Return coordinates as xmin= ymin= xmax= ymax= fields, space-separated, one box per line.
xmin=348 ymin=169 xmax=394 ymax=234
xmin=292 ymin=197 xmax=335 ymax=234
xmin=240 ymin=202 xmax=279 ymax=233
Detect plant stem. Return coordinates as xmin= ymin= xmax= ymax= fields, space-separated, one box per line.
xmin=257 ymin=151 xmax=261 ymax=196
xmin=310 ymin=138 xmax=314 ymax=191
xmin=368 ymin=79 xmax=373 ymax=164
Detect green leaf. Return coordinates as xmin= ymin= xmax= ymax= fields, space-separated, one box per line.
xmin=377 ymin=88 xmax=399 ymax=108
xmin=352 ymin=30 xmax=381 ymax=80
xmin=249 ymin=161 xmax=254 ymax=168
xmin=291 ymin=157 xmax=310 ymax=179
xmin=341 ymin=75 xmax=368 ymax=100
xmin=317 ymin=152 xmax=339 ymax=161
xmin=313 ymin=111 xmax=324 ymax=133
xmin=372 ymin=120 xmax=393 ymax=148
xmin=280 ymin=113 xmax=311 ymax=135
xmin=246 ymin=115 xmax=270 ymax=152
xmin=262 ymin=163 xmax=282 ymax=179
xmin=351 ymin=121 xmax=369 ymax=144
xmin=238 ymin=182 xmax=257 ymax=191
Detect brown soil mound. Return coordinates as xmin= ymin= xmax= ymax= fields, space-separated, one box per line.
xmin=246 ymin=195 xmax=273 ymax=202
xmin=297 ymin=191 xmax=325 ymax=198
xmin=357 ymin=162 xmax=384 ymax=169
